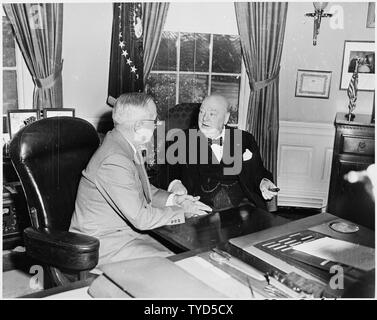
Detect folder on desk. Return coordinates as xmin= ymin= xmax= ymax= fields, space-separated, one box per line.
xmin=88 ymin=257 xmax=227 ymax=298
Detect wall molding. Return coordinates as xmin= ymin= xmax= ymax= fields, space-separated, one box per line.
xmin=279 ymin=120 xmax=334 ymax=136
xmin=277 ymin=120 xmax=335 ymax=209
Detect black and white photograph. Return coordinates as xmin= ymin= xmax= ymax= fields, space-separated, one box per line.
xmin=1 ymin=1 xmax=375 ymax=304
xmin=7 ymin=109 xmax=39 ymax=138
xmin=340 ymin=40 xmax=375 ymax=90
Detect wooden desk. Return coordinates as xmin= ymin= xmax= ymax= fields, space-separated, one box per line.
xmin=226 ymin=212 xmax=375 ymax=297
xmin=150 ymin=204 xmax=288 ymax=252
xmin=22 ymin=213 xmax=374 ymax=298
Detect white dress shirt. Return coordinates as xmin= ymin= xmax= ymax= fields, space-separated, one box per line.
xmin=123 ymin=136 xmax=178 ymax=206
xmin=210 ymin=129 xmax=226 ymax=162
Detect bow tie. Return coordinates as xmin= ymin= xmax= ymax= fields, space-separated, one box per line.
xmin=208 ymin=137 xmax=223 ymax=146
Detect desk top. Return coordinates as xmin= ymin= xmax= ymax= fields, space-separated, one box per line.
xmin=227 ymin=213 xmax=375 ymax=296
xmin=151 ymin=204 xmax=288 ymax=252
xmin=23 ymin=213 xmax=375 ymax=299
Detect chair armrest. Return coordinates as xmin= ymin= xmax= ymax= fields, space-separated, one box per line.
xmin=23 ymin=227 xmax=99 ymax=272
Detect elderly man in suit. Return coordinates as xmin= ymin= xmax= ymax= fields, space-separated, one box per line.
xmin=70 ymin=93 xmax=211 ymax=266
xmin=167 ymin=94 xmax=285 ymax=230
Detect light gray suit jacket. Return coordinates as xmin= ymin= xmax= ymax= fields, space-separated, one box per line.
xmin=70 ymin=128 xmax=185 ymax=265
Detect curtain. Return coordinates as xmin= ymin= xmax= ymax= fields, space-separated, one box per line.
xmin=235 ymin=2 xmax=288 ymax=211
xmin=142 ymin=2 xmax=169 ymax=86
xmin=3 ymin=3 xmax=63 ymax=110
xmin=107 ymin=2 xmax=144 ymax=106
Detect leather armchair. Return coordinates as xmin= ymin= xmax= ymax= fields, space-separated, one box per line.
xmin=153 ymin=103 xmax=201 ymax=189
xmin=9 ymin=116 xmax=100 ymax=287
xmin=165 ymin=103 xmax=201 ymax=131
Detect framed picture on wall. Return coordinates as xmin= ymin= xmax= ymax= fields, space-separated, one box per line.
xmin=340 ymin=41 xmax=375 ymax=91
xmin=7 ymin=109 xmax=39 ymax=138
xmin=43 ymin=108 xmax=75 ymax=118
xmin=295 ymin=69 xmax=332 ymax=99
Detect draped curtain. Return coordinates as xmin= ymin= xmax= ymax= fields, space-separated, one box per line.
xmin=142 ymin=2 xmax=169 ymax=86
xmin=235 ymin=2 xmax=288 ymax=211
xmin=107 ymin=2 xmax=144 ymax=106
xmin=3 ymin=3 xmax=64 ymax=110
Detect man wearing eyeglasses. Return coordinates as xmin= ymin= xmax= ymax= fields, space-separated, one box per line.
xmin=70 ymin=93 xmax=211 ymax=266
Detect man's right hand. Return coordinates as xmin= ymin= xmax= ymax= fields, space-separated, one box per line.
xmin=173 ymin=195 xmax=212 ymax=218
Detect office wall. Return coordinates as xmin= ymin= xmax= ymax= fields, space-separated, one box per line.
xmin=280 ymin=2 xmax=375 ymax=123
xmin=62 ymin=2 xmax=113 ymax=127
xmin=17 ymin=2 xmax=375 ymax=126
xmin=278 ymin=2 xmax=375 ymax=209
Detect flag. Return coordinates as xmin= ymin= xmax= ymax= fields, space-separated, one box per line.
xmin=347 ymin=59 xmax=359 ymax=114
xmin=107 ymin=3 xmax=144 ymax=106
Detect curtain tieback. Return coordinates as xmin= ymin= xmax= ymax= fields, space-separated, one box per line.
xmin=251 ymin=67 xmax=280 ymax=91
xmin=33 ymin=61 xmax=63 ymax=89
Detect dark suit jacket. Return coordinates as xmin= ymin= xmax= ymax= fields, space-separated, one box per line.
xmin=166 ymin=126 xmax=273 ymax=210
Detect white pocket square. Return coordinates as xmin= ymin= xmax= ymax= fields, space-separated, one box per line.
xmin=243 ymin=149 xmax=253 ymax=161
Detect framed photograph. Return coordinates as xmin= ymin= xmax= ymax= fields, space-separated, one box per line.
xmin=7 ymin=109 xmax=39 ymax=138
xmin=340 ymin=41 xmax=375 ymax=91
xmin=295 ymin=69 xmax=332 ymax=99
xmin=367 ymin=2 xmax=375 ymax=28
xmin=43 ymin=108 xmax=75 ymax=118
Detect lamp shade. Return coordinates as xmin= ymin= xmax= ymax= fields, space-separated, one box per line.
xmin=313 ymin=2 xmax=329 ymax=11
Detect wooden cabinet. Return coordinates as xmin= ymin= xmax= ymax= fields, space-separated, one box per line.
xmin=327 ymin=113 xmax=375 ymax=227
xmin=3 ymin=157 xmax=30 ymax=250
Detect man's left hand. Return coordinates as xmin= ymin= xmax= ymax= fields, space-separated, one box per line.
xmin=260 ymin=178 xmax=278 ymax=200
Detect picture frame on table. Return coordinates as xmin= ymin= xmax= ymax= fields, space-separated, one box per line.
xmin=295 ymin=69 xmax=332 ymax=99
xmin=340 ymin=41 xmax=375 ymax=91
xmin=7 ymin=109 xmax=39 ymax=138
xmin=43 ymin=108 xmax=75 ymax=118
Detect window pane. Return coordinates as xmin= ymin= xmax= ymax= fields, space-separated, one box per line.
xmin=152 ymin=31 xmax=177 ymax=71
xmin=211 ymin=75 xmax=240 ymax=124
xmin=3 ymin=70 xmax=18 ymax=115
xmin=180 ymin=33 xmax=210 ymax=72
xmin=2 ymin=18 xmax=16 ymax=68
xmin=146 ymin=73 xmax=176 ymax=119
xmin=179 ymin=74 xmax=208 ymax=103
xmin=212 ymin=35 xmax=241 ymax=73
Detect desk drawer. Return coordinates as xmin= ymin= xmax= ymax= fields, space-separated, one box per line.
xmin=342 ymin=135 xmax=375 ymax=156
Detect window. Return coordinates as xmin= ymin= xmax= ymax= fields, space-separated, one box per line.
xmin=146 ymin=31 xmax=242 ymax=124
xmin=2 ymin=15 xmax=18 ymax=116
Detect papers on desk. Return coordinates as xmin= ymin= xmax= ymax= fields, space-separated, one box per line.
xmin=176 ymin=257 xmax=265 ymax=299
xmin=294 ymin=237 xmax=375 ymax=271
xmin=43 ymin=287 xmax=92 ymax=299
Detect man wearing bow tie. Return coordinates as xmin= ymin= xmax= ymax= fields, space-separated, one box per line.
xmin=169 ymin=94 xmax=279 ymax=214
xmin=70 ymin=93 xmax=211 ymax=266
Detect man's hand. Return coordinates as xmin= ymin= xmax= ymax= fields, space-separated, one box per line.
xmin=259 ymin=178 xmax=278 ymax=200
xmin=168 ymin=180 xmax=188 ymax=195
xmin=173 ymin=194 xmax=212 ymax=218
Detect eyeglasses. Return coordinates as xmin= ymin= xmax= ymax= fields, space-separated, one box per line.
xmin=139 ymin=119 xmax=164 ymax=128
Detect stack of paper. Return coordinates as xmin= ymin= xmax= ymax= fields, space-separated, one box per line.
xmin=294 ymin=237 xmax=375 ymax=271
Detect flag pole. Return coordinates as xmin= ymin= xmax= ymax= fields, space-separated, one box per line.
xmin=346 ymin=58 xmax=360 ymax=121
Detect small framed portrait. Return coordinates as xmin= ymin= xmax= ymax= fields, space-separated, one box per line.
xmin=340 ymin=41 xmax=375 ymax=91
xmin=295 ymin=69 xmax=332 ymax=99
xmin=43 ymin=108 xmax=75 ymax=118
xmin=7 ymin=109 xmax=39 ymax=138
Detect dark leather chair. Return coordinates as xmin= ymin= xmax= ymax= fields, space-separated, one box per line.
xmin=152 ymin=103 xmax=201 ymax=189
xmin=165 ymin=103 xmax=201 ymax=131
xmin=9 ymin=116 xmax=100 ymax=287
